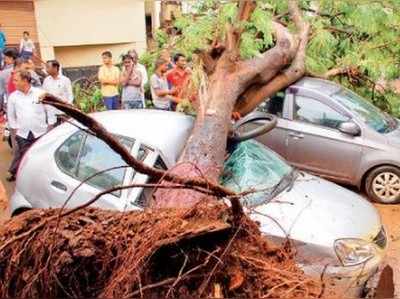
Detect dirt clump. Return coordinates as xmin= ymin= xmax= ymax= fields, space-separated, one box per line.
xmin=0 ymin=202 xmax=324 ymax=298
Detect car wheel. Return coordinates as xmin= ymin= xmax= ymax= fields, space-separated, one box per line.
xmin=366 ymin=166 xmax=400 ymax=204
xmin=11 ymin=207 xmax=31 ymax=217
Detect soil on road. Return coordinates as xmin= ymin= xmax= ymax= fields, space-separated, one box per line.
xmin=0 ymin=128 xmax=399 ymax=297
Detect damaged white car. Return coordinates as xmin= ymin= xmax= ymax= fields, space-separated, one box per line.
xmin=10 ymin=110 xmax=387 ymax=297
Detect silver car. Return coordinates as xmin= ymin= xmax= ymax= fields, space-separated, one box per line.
xmin=10 ymin=110 xmax=386 ymax=297
xmin=256 ymin=77 xmax=400 ymax=204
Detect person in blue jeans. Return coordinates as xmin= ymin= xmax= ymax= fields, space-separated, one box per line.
xmin=0 ymin=25 xmax=6 ymax=68
xmin=98 ymin=51 xmax=120 ymax=110
xmin=120 ymin=55 xmax=144 ymax=109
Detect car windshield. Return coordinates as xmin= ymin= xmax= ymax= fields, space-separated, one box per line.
xmin=220 ymin=140 xmax=293 ymax=207
xmin=332 ymin=89 xmax=397 ymax=133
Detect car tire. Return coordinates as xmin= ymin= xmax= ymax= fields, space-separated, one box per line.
xmin=11 ymin=207 xmax=31 ymax=217
xmin=365 ymin=166 xmax=400 ymax=204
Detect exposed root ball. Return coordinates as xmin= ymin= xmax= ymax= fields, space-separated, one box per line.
xmin=0 ymin=203 xmax=322 ymax=298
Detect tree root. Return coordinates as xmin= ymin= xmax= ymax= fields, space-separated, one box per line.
xmin=0 ymin=203 xmax=325 ymax=298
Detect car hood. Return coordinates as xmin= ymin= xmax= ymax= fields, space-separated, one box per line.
xmin=247 ymin=172 xmax=381 ymax=248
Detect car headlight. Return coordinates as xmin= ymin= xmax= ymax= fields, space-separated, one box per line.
xmin=334 ymin=238 xmax=377 ymax=267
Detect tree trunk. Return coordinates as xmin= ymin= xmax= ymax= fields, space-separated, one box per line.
xmin=152 ymin=0 xmax=308 ymax=209
xmin=152 ymin=55 xmax=242 ymax=208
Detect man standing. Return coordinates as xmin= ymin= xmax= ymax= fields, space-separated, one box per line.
xmin=160 ymin=49 xmax=174 ymax=71
xmin=21 ymin=58 xmax=41 ymax=87
xmin=128 ymin=49 xmax=148 ymax=102
xmin=98 ymin=51 xmax=120 ymax=110
xmin=7 ymin=70 xmax=56 ymax=181
xmin=0 ymin=48 xmax=17 ymax=116
xmin=7 ymin=58 xmax=24 ymax=97
xmin=167 ymin=53 xmax=191 ymax=110
xmin=19 ymin=31 xmax=35 ymax=60
xmin=42 ymin=60 xmax=73 ymax=124
xmin=120 ymin=55 xmax=143 ymax=109
xmin=150 ymin=58 xmax=178 ymax=110
xmin=0 ymin=25 xmax=6 ymax=68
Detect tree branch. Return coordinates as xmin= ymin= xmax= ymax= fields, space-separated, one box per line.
xmin=235 ymin=0 xmax=310 ymax=116
xmin=226 ymin=0 xmax=256 ymax=54
xmin=241 ymin=21 xmax=297 ymax=80
xmin=195 ymin=50 xmax=217 ymax=75
xmin=40 ymin=94 xmax=235 ymax=199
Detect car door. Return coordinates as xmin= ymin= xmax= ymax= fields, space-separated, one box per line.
xmin=286 ymin=91 xmax=363 ymax=182
xmin=128 ymin=149 xmax=169 ymax=209
xmin=46 ymin=131 xmax=137 ymax=210
xmin=255 ymin=91 xmax=290 ymax=157
xmin=122 ymin=142 xmax=160 ymax=210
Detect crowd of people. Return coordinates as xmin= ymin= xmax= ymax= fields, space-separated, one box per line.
xmin=98 ymin=49 xmax=191 ymax=111
xmin=0 ymin=26 xmax=194 ymax=183
xmin=0 ymin=45 xmax=72 ymax=182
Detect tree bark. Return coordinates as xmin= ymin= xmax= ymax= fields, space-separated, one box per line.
xmin=235 ymin=0 xmax=310 ymax=116
xmin=152 ymin=0 xmax=308 ymax=209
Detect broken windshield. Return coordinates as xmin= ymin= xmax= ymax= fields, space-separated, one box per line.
xmin=221 ymin=140 xmax=292 ymax=207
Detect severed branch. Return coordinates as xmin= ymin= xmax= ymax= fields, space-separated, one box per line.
xmin=41 ymin=94 xmax=233 ymax=197
xmin=235 ymin=0 xmax=311 ymax=116
xmin=226 ymin=0 xmax=257 ymax=55
xmin=195 ymin=49 xmax=217 ymax=75
xmin=40 ymin=94 xmax=244 ymax=218
xmin=198 ymin=0 xmax=256 ymax=70
xmin=237 ymin=21 xmax=297 ymax=87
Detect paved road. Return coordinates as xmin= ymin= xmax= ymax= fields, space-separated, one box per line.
xmin=0 ymin=128 xmax=399 ymax=297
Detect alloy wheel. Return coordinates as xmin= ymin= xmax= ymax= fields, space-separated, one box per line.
xmin=372 ymin=172 xmax=400 ymax=203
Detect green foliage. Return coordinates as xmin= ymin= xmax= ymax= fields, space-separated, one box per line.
xmin=73 ymin=83 xmax=105 ymax=113
xmin=250 ymin=7 xmax=273 ymax=46
xmin=302 ymin=0 xmax=400 ymax=116
xmin=218 ymin=3 xmax=238 ymax=25
xmin=175 ymin=15 xmax=216 ymax=55
xmin=240 ymin=31 xmax=264 ymax=59
xmin=154 ymin=29 xmax=169 ymax=48
xmin=148 ymin=0 xmax=400 ymax=116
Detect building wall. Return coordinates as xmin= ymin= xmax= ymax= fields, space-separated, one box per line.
xmin=34 ymin=0 xmax=147 ymax=67
xmin=0 ymin=0 xmax=39 ymax=47
xmin=54 ymin=42 xmax=145 ymax=68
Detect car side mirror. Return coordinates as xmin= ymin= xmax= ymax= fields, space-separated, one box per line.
xmin=338 ymin=122 xmax=361 ymax=136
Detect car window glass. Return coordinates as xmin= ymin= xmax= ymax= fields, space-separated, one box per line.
xmin=294 ymin=95 xmax=349 ymax=129
xmin=332 ymin=89 xmax=394 ymax=133
xmin=135 ymin=155 xmax=168 ymax=208
xmin=258 ymin=91 xmax=285 ymax=117
xmin=154 ymin=156 xmax=168 ymax=170
xmin=55 ymin=131 xmax=85 ymax=175
xmin=221 ymin=140 xmax=292 ymax=207
xmin=138 ymin=144 xmax=152 ymax=161
xmin=127 ymin=144 xmax=154 ymax=185
xmin=76 ymin=134 xmax=134 ymax=196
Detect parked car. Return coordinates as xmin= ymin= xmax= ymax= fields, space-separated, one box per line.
xmin=10 ymin=110 xmax=387 ymax=297
xmin=255 ymin=77 xmax=400 ymax=204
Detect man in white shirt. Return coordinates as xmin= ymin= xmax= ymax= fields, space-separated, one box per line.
xmin=7 ymin=70 xmax=56 ymax=181
xmin=19 ymin=31 xmax=35 ymax=60
xmin=42 ymin=60 xmax=73 ymax=125
xmin=128 ymin=49 xmax=148 ymax=104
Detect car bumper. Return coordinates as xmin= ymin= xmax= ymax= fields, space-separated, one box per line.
xmin=301 ymin=248 xmax=386 ymax=297
xmin=9 ymin=189 xmax=32 ymax=216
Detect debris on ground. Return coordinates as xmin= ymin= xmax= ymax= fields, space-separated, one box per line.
xmin=0 ymin=202 xmax=325 ymax=298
